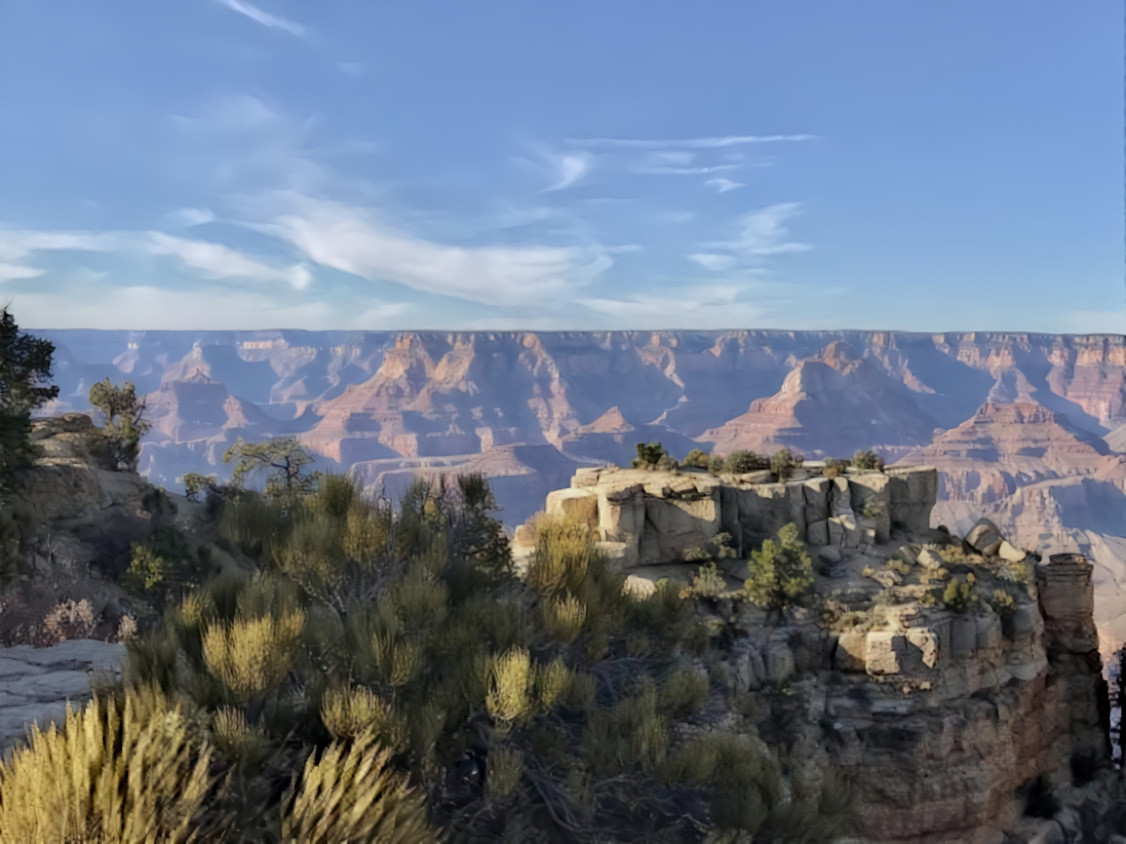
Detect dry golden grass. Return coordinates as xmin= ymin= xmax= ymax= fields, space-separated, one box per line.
xmin=202 ymin=609 xmax=306 ymax=701
xmin=0 ymin=685 xmax=213 ymax=843
xmin=282 ymin=729 xmax=435 ymax=843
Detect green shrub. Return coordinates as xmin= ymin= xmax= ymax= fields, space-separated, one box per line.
xmin=486 ymin=746 xmax=525 ymax=800
xmin=685 ymin=561 xmax=728 ymax=600
xmin=202 ymin=609 xmax=307 ymax=704
xmin=526 ymin=515 xmax=595 ymax=596
xmin=682 ymin=448 xmax=709 ymax=469
xmin=486 ymin=647 xmax=535 ymax=726
xmin=769 ymin=448 xmax=802 ymax=481
xmin=659 ymin=668 xmax=709 ymax=717
xmin=707 ymin=454 xmax=725 ymax=473
xmin=852 ymin=449 xmax=885 ymax=471
xmin=941 ymin=577 xmax=976 ymax=613
xmin=632 ymin=441 xmax=668 ymax=469
xmin=89 ymin=378 xmax=151 ymax=471
xmin=745 ymin=523 xmax=815 ymax=611
xmin=724 ymin=450 xmax=767 ymax=474
xmin=543 ymin=592 xmax=587 ymax=643
xmin=886 ymin=557 xmax=911 ymax=576
xmin=124 ymin=526 xmax=212 ymax=604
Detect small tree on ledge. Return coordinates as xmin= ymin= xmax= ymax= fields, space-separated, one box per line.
xmin=223 ymin=437 xmax=319 ymax=506
xmin=744 ymin=523 xmax=814 ymax=613
xmin=89 ymin=378 xmax=151 ymax=470
xmin=632 ymin=441 xmax=669 ymax=470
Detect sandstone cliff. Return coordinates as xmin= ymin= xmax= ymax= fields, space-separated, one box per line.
xmin=35 ymin=328 xmax=1126 ymax=658
xmin=514 ymin=465 xmax=1113 ymax=842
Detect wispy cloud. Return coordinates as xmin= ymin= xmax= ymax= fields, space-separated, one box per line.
xmin=540 ymin=150 xmax=594 ymax=192
xmin=0 ymin=263 xmax=44 ymax=283
xmin=578 ymin=280 xmax=803 ymax=329
xmin=337 ymin=62 xmax=366 ymax=75
xmin=732 ymin=202 xmax=811 ymax=256
xmin=256 ymin=193 xmax=614 ymax=305
xmin=0 ymin=227 xmax=313 ymax=289
xmin=12 ymin=287 xmax=345 ymax=331
xmin=705 ymin=178 xmax=745 ymax=193
xmin=567 ymin=134 xmax=817 ymax=150
xmin=688 ymin=253 xmax=737 ymax=272
xmin=168 ymin=207 xmax=216 ymax=228
xmin=213 ymin=0 xmax=306 ymax=36
xmin=634 ymin=164 xmax=739 ymax=176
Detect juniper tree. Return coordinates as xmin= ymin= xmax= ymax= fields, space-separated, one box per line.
xmin=89 ymin=378 xmax=151 ymax=470
xmin=0 ymin=306 xmax=59 ymax=488
xmin=744 ymin=523 xmax=815 ymax=612
xmin=223 ymin=437 xmax=319 ymax=506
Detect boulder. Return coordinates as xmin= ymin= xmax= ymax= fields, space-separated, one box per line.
xmin=906 ymin=627 xmax=941 ymax=669
xmin=866 ymin=632 xmax=907 ymax=676
xmin=966 ymin=518 xmax=1004 ymax=555
xmin=545 ymin=488 xmax=599 ymax=528
xmin=996 ymin=540 xmax=1028 ymax=563
xmin=917 ymin=548 xmax=945 ymax=571
xmin=622 ymin=575 xmax=657 ymax=599
xmin=834 ymin=631 xmax=868 ymax=672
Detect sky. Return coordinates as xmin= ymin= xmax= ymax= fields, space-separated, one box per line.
xmin=0 ymin=0 xmax=1122 ymax=333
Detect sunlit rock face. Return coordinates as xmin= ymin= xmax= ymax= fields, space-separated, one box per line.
xmin=514 ymin=466 xmax=1111 ymax=843
xmin=37 ymin=329 xmax=1126 ymax=649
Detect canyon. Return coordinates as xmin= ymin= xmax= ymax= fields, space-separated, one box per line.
xmin=35 ymin=329 xmax=1126 ymax=653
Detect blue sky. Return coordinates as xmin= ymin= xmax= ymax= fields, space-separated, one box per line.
xmin=1 ymin=0 xmax=1122 ymax=332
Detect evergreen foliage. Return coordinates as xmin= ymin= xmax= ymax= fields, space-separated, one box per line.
xmin=682 ymin=447 xmax=709 ymax=469
xmin=222 ymin=437 xmax=319 ymax=505
xmin=851 ymin=449 xmax=885 ymax=471
xmin=631 ymin=440 xmax=668 ymax=468
xmin=724 ymin=450 xmax=768 ymax=474
xmin=88 ymin=378 xmax=151 ymax=470
xmin=0 ymin=307 xmax=58 ymax=490
xmin=5 ymin=445 xmax=850 ymax=841
xmin=744 ymin=523 xmax=815 ymax=611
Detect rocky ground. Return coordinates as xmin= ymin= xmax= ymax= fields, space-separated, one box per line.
xmin=0 ymin=639 xmax=125 ymax=759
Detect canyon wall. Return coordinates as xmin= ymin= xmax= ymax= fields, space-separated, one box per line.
xmin=35 ymin=328 xmax=1126 ymax=652
xmin=517 ymin=464 xmax=1112 ymax=842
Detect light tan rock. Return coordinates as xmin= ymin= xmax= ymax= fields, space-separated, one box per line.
xmin=966 ymin=518 xmax=1004 ymax=554
xmin=835 ymin=631 xmax=868 ymax=672
xmin=918 ymin=548 xmax=945 ymax=570
xmin=866 ymin=632 xmax=907 ymax=676
xmin=545 ymin=488 xmax=599 ymax=528
xmin=906 ymin=627 xmax=940 ymax=669
xmin=997 ymin=540 xmax=1028 ymax=563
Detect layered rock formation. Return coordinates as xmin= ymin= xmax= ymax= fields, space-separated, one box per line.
xmin=520 ymin=464 xmax=937 ymax=569
xmin=516 ymin=466 xmax=1112 ymax=842
xmin=34 ymin=328 xmax=1126 ymax=655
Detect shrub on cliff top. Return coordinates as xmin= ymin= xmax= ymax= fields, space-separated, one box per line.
xmin=770 ymin=448 xmax=803 ymax=481
xmin=682 ymin=447 xmax=709 ymax=469
xmin=89 ymin=378 xmax=151 ymax=471
xmin=852 ymin=449 xmax=885 ymax=471
xmin=632 ymin=440 xmax=668 ymax=469
xmin=725 ymin=449 xmax=768 ymax=474
xmin=745 ymin=523 xmax=815 ymax=612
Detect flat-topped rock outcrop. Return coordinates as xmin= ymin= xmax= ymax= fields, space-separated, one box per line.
xmin=514 ymin=465 xmax=1113 ymax=842
xmin=516 ymin=463 xmax=938 ymax=569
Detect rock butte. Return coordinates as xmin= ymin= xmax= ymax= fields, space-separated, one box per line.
xmin=514 ymin=466 xmax=1112 ymax=843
